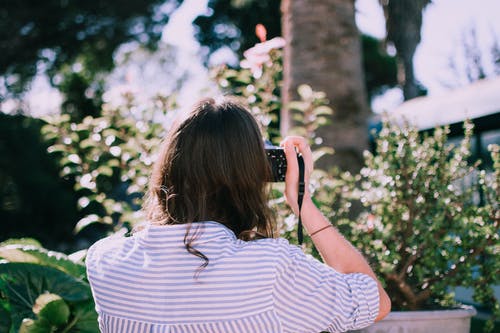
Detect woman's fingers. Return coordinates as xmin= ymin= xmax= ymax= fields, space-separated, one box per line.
xmin=280 ymin=136 xmax=313 ymax=215
xmin=281 ymin=136 xmax=313 ymax=177
xmin=281 ymin=138 xmax=299 ymax=180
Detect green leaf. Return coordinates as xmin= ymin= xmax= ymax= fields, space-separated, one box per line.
xmin=74 ymin=215 xmax=101 ymax=234
xmin=101 ymin=128 xmax=119 ymax=137
xmin=291 ymin=114 xmax=306 ymax=122
xmin=75 ymin=128 xmax=91 ymax=139
xmin=235 ymin=71 xmax=252 ymax=84
xmin=0 ymin=245 xmax=86 ymax=279
xmin=70 ymin=300 xmax=99 ymax=333
xmin=97 ymin=165 xmax=113 ymax=177
xmin=0 ymin=239 xmax=42 ymax=248
xmin=313 ymin=105 xmax=333 ymax=115
xmin=297 ymin=84 xmax=313 ymax=99
xmin=287 ymin=101 xmax=307 ymax=111
xmin=312 ymin=147 xmax=334 ymax=163
xmin=107 ymin=159 xmax=120 ymax=168
xmin=221 ymin=69 xmax=239 ymax=79
xmin=80 ymin=138 xmax=95 ymax=149
xmin=34 ymin=294 xmax=70 ymax=326
xmin=19 ymin=318 xmax=53 ymax=333
xmin=47 ymin=144 xmax=67 ymax=154
xmin=0 ymin=247 xmax=36 ymax=263
xmin=0 ymin=263 xmax=91 ymax=330
xmin=315 ymin=116 xmax=329 ymax=125
xmin=0 ymin=301 xmax=11 ymax=333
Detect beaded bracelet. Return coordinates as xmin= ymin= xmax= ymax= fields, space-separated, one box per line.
xmin=309 ymin=224 xmax=333 ymax=237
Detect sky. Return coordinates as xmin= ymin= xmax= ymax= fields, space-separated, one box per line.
xmin=19 ymin=0 xmax=500 ymax=117
xmin=415 ymin=0 xmax=500 ymax=91
xmin=356 ymin=0 xmax=500 ymax=112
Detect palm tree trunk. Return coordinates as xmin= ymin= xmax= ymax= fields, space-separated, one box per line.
xmin=281 ymin=0 xmax=370 ymax=173
xmin=382 ymin=0 xmax=431 ymax=100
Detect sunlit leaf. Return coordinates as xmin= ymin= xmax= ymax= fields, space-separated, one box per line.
xmin=74 ymin=215 xmax=100 ymax=234
xmin=288 ymin=101 xmax=307 ymax=111
xmin=97 ymin=165 xmax=113 ymax=177
xmin=18 ymin=318 xmax=52 ymax=333
xmin=0 ymin=245 xmax=86 ymax=279
xmin=313 ymin=105 xmax=333 ymax=115
xmin=297 ymin=84 xmax=313 ymax=99
xmin=0 ymin=239 xmax=42 ymax=248
xmin=34 ymin=294 xmax=70 ymax=326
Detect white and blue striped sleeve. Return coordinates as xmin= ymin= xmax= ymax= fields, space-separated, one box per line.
xmin=273 ymin=240 xmax=379 ymax=333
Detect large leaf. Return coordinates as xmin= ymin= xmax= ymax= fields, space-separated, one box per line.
xmin=67 ymin=300 xmax=99 ymax=333
xmin=18 ymin=318 xmax=53 ymax=333
xmin=0 ymin=245 xmax=86 ymax=279
xmin=0 ymin=239 xmax=42 ymax=248
xmin=34 ymin=293 xmax=70 ymax=326
xmin=0 ymin=263 xmax=91 ymax=330
xmin=0 ymin=301 xmax=11 ymax=333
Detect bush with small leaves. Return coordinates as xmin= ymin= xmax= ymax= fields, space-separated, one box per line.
xmin=41 ymin=94 xmax=177 ymax=244
xmin=333 ymin=120 xmax=499 ymax=331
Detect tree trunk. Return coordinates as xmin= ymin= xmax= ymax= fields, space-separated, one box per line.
xmin=281 ymin=0 xmax=370 ymax=173
xmin=382 ymin=0 xmax=431 ymax=100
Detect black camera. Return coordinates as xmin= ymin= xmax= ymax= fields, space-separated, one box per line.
xmin=265 ymin=143 xmax=287 ymax=182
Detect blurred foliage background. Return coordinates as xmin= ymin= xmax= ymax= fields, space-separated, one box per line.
xmin=0 ymin=0 xmax=499 ymax=331
xmin=0 ymin=0 xmax=403 ymax=251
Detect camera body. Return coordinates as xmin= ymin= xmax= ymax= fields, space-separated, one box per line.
xmin=265 ymin=146 xmax=287 ymax=182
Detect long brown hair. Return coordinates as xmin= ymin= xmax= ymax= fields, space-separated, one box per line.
xmin=143 ymin=97 xmax=275 ymax=264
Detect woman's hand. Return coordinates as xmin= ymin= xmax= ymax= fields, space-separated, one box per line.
xmin=280 ymin=136 xmax=314 ymax=215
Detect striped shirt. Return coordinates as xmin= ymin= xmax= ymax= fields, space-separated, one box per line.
xmin=86 ymin=221 xmax=379 ymax=332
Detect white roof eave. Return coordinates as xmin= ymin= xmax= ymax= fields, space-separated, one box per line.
xmin=388 ymin=76 xmax=500 ymax=130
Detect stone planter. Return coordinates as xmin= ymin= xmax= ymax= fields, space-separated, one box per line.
xmin=350 ymin=307 xmax=476 ymax=333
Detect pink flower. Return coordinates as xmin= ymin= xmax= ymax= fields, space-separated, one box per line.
xmin=366 ymin=214 xmax=376 ymax=233
xmin=240 ymin=37 xmax=286 ymax=78
xmin=255 ymin=24 xmax=267 ymax=43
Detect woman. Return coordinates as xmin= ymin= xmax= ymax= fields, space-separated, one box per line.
xmin=86 ymin=97 xmax=391 ymax=332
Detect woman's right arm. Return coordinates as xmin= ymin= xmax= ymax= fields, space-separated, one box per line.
xmin=281 ymin=136 xmax=391 ymax=322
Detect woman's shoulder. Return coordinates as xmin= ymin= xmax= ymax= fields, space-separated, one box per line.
xmin=251 ymin=237 xmax=323 ymax=267
xmin=86 ymin=233 xmax=132 ymax=264
xmin=240 ymin=236 xmax=291 ymax=248
xmin=236 ymin=237 xmax=302 ymax=261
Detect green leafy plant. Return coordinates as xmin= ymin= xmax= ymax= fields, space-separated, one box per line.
xmin=334 ymin=121 xmax=499 ymax=331
xmin=0 ymin=238 xmax=98 ymax=332
xmin=41 ymin=94 xmax=176 ymax=241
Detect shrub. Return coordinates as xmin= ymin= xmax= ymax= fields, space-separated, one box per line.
xmin=41 ymin=94 xmax=177 ymax=247
xmin=336 ymin=121 xmax=499 ymax=331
